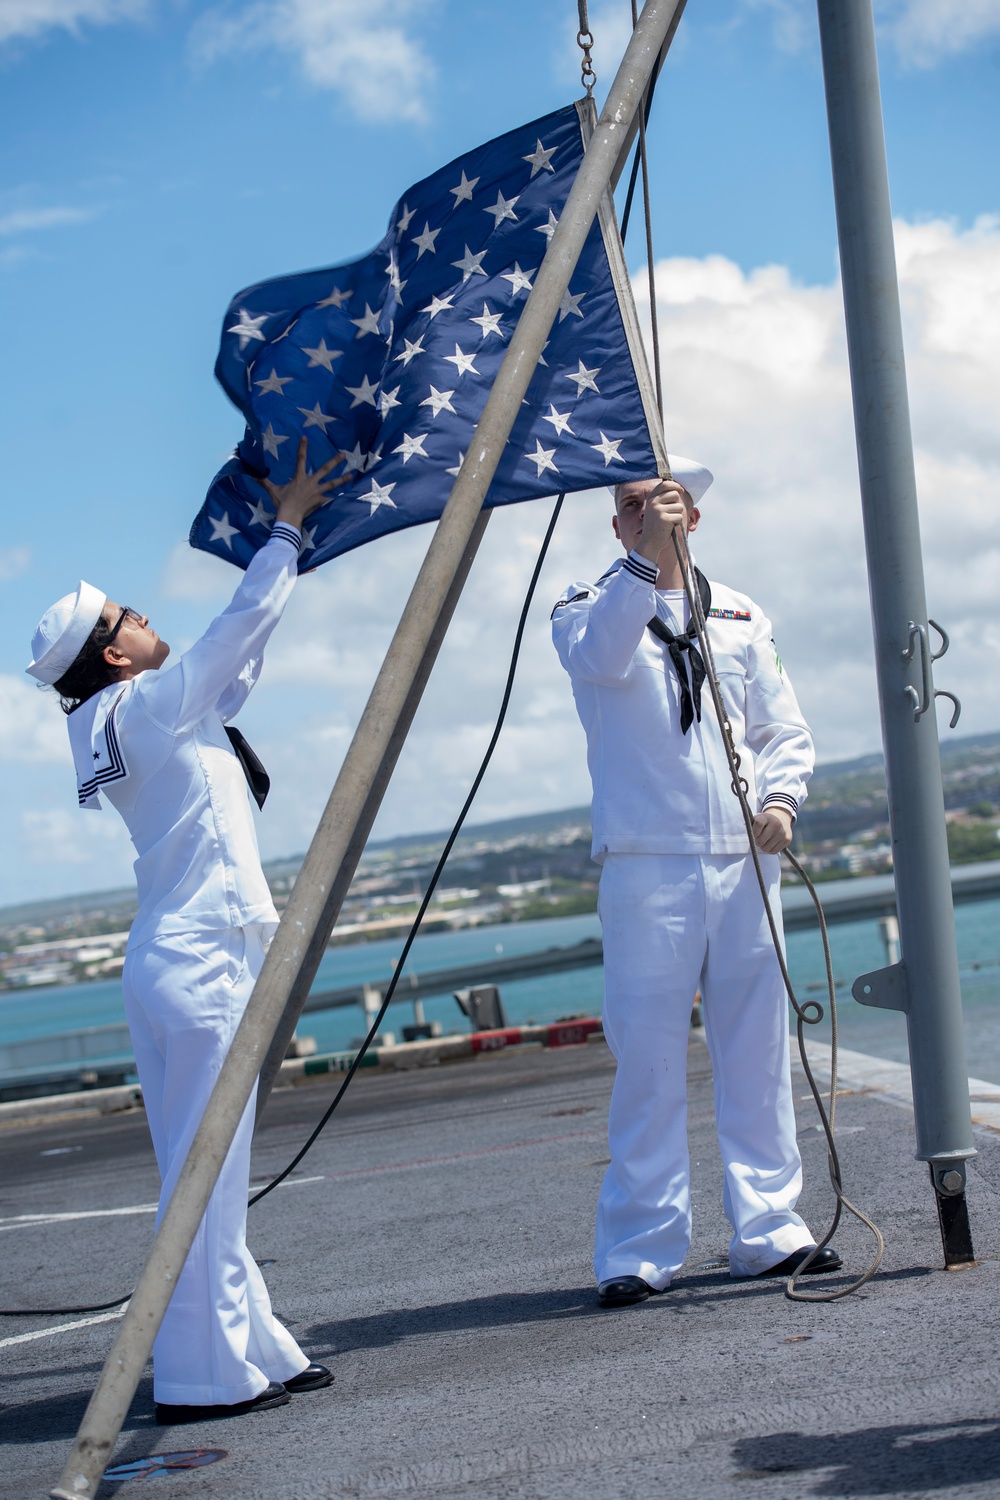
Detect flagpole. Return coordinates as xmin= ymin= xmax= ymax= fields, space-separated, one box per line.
xmin=51 ymin=4 xmax=685 ymax=1492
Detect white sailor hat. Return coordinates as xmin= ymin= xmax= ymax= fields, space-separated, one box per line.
xmin=609 ymin=454 xmax=714 ymax=505
xmin=26 ymin=581 xmax=107 ymax=685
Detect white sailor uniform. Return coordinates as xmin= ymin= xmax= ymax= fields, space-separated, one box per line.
xmin=552 ymin=549 xmax=816 ymax=1284
xmin=66 ymin=523 xmax=309 ymax=1405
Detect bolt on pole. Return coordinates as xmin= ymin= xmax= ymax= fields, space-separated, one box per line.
xmin=815 ymin=0 xmax=976 ymax=1265
xmin=49 ymin=3 xmax=687 ymax=1495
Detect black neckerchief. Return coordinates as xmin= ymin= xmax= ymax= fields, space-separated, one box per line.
xmin=225 ymin=726 xmax=271 ymax=810
xmin=646 ymin=568 xmax=712 ymax=735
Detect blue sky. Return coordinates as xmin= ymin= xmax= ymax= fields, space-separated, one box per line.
xmin=2 ymin=0 xmax=998 ymax=906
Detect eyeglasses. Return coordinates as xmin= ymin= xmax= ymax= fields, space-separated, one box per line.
xmin=107 ymin=606 xmax=144 ymax=643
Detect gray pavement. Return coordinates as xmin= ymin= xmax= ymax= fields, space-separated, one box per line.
xmin=2 ymin=1035 xmax=1000 ymax=1500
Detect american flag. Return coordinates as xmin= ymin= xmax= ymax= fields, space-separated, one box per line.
xmin=190 ymin=103 xmax=658 ymax=571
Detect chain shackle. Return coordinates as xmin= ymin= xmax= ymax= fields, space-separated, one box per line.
xmin=576 ymin=2 xmax=596 ymax=95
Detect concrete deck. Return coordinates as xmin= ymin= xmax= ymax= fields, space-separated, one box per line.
xmin=2 ymin=1035 xmax=999 ymax=1499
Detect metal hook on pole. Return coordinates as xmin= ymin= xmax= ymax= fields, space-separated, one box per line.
xmin=577 ymin=0 xmax=597 ymax=95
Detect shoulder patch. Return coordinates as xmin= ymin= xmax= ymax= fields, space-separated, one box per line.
xmin=707 ymin=607 xmax=752 ymax=622
xmin=550 ymin=590 xmax=590 ymax=620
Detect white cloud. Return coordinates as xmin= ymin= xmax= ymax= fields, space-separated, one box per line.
xmin=0 ymin=675 xmax=74 ymax=765
xmin=743 ymin=0 xmax=1000 ymax=66
xmin=160 ymin=539 xmax=241 ymax=603
xmin=0 ymin=0 xmax=147 ymax=46
xmin=0 ymin=206 xmax=94 ymax=235
xmin=20 ymin=805 xmax=136 ymax=870
xmin=0 ymin=545 xmax=30 ymax=581
xmin=189 ymin=0 xmax=436 ymax=123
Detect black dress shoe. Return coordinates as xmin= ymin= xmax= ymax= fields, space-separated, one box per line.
xmin=285 ymin=1363 xmax=334 ymax=1393
xmin=598 ymin=1275 xmax=656 ymax=1306
xmin=155 ymin=1381 xmax=289 ymax=1425
xmin=752 ymin=1246 xmax=843 ymax=1279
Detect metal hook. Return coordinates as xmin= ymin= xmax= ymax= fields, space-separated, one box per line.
xmin=934 ymin=689 xmax=962 ymax=729
xmin=902 ymin=622 xmax=933 ymax=720
xmin=928 ymin=618 xmax=950 ymax=660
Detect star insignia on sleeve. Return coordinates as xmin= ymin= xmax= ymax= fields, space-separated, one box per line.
xmin=394 ymin=335 xmax=425 ymax=365
xmin=261 ymin=424 xmax=288 ymax=458
xmin=500 ymin=263 xmax=535 ymax=296
xmin=298 ymin=403 xmax=335 ymax=432
xmin=469 ymin=303 xmax=503 ymax=338
xmin=393 ymin=432 xmax=429 ymax=464
xmin=535 ymin=209 xmax=559 ymax=242
xmin=378 ymin=385 xmax=402 ymax=416
xmin=526 ymin=441 xmax=559 ymax=477
xmin=351 ymin=303 xmax=383 ymax=337
xmin=592 ymin=433 xmax=625 ymax=465
xmin=316 ymin=286 xmax=352 ymax=309
xmin=558 ymin=289 xmax=586 ymax=322
xmin=358 ymin=478 xmax=398 ymax=514
xmin=396 ymin=202 xmax=415 ymax=233
xmin=541 ymin=404 xmax=574 ymax=437
xmin=449 ymin=170 xmax=479 ymax=206
xmin=346 ymin=374 xmax=379 ymax=408
xmin=443 ymin=345 xmax=479 ymax=377
xmin=451 ymin=246 xmax=488 ymax=282
xmin=412 ymin=222 xmax=440 ymax=258
xmin=254 ymin=368 xmax=293 ymax=395
xmin=209 ymin=511 xmax=240 ymax=547
xmin=227 ymin=308 xmax=269 ymax=351
xmin=564 ymin=360 xmax=600 ymax=395
xmin=420 ymin=385 xmax=457 ymax=418
xmin=302 ymin=339 xmax=342 ymax=372
xmin=483 ymin=191 xmax=519 ymax=228
xmin=522 ymin=139 xmax=557 ymax=176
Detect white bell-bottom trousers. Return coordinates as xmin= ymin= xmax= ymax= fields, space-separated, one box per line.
xmin=596 ymin=853 xmax=814 ymax=1287
xmin=122 ymin=924 xmax=308 ymax=1405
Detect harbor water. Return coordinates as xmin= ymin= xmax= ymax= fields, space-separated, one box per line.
xmin=1 ymin=899 xmax=998 ymax=1084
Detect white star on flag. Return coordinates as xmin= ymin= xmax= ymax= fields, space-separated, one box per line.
xmin=351 ymin=304 xmax=383 ymax=337
xmin=227 ymin=308 xmax=268 ymax=350
xmin=443 ymin=345 xmax=479 ymax=377
xmin=426 ymin=294 xmax=454 ymax=319
xmin=301 ymin=523 xmax=318 ymax=551
xmin=346 ymin=374 xmax=378 ymax=407
xmin=592 ymin=433 xmax=625 ymax=465
xmin=559 ymin=289 xmax=586 ymax=321
xmin=359 ymin=479 xmax=397 ymax=514
xmin=343 ymin=440 xmax=368 ymax=473
xmin=446 ymin=451 xmax=466 ymax=477
xmin=535 ymin=210 xmax=559 ymax=242
xmin=254 ymin=368 xmax=294 ymax=395
xmin=501 ymin=263 xmax=535 ymax=295
xmin=526 ymin=441 xmax=559 ymax=477
xmin=484 ymin=191 xmax=519 ymax=227
xmin=299 ymin=403 xmax=335 ymax=432
xmin=365 ymin=443 xmax=383 ymax=471
xmin=412 ymin=222 xmax=440 ymax=258
xmin=523 ymin=139 xmax=557 ymax=176
xmin=396 ymin=202 xmax=415 ymax=233
xmin=209 ymin=511 xmax=240 ymax=547
xmin=451 ymin=246 xmax=488 ymax=282
xmin=470 ymin=304 xmax=503 ymax=338
xmin=316 ymin=286 xmax=352 ymax=309
xmin=302 ymin=340 xmax=342 ymax=372
xmin=246 ymin=497 xmax=273 ymax=527
xmin=421 ymin=386 xmax=456 ymax=418
xmin=262 ymin=423 xmax=288 ymax=458
xmin=393 ymin=432 xmax=429 ymax=464
xmin=449 ymin=171 xmax=479 ymax=205
xmin=394 ymin=335 xmax=425 ymax=365
xmin=564 ymin=360 xmax=600 ymax=395
xmin=541 ymin=404 xmax=574 ymax=437
xmin=379 ymin=385 xmax=402 ymax=416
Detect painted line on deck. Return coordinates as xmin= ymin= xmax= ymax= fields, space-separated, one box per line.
xmin=0 ymin=1305 xmax=129 ymax=1350
xmin=0 ymin=1176 xmax=326 ymax=1233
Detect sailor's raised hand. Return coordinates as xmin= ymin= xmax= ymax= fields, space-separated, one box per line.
xmin=633 ymin=480 xmax=691 ymax=566
xmin=264 ymin=439 xmax=355 ymax=530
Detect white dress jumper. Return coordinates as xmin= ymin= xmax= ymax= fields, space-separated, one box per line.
xmin=68 ymin=523 xmax=309 ymax=1404
xmin=552 ymin=551 xmax=817 ymax=1285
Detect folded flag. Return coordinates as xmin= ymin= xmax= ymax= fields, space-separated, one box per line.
xmin=190 ymin=101 xmax=659 ymax=571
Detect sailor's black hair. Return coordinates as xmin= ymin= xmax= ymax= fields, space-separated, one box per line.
xmin=53 ymin=616 xmax=121 ymax=714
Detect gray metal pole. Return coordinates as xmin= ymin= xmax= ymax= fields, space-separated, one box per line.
xmin=50 ymin=5 xmax=686 ymax=1494
xmin=815 ymin=0 xmax=976 ymax=1265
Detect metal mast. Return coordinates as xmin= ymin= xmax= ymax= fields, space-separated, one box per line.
xmin=815 ymin=0 xmax=975 ymax=1263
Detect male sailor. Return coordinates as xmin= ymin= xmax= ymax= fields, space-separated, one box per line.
xmin=26 ymin=441 xmax=347 ymax=1419
xmin=551 ymin=458 xmax=841 ymax=1306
